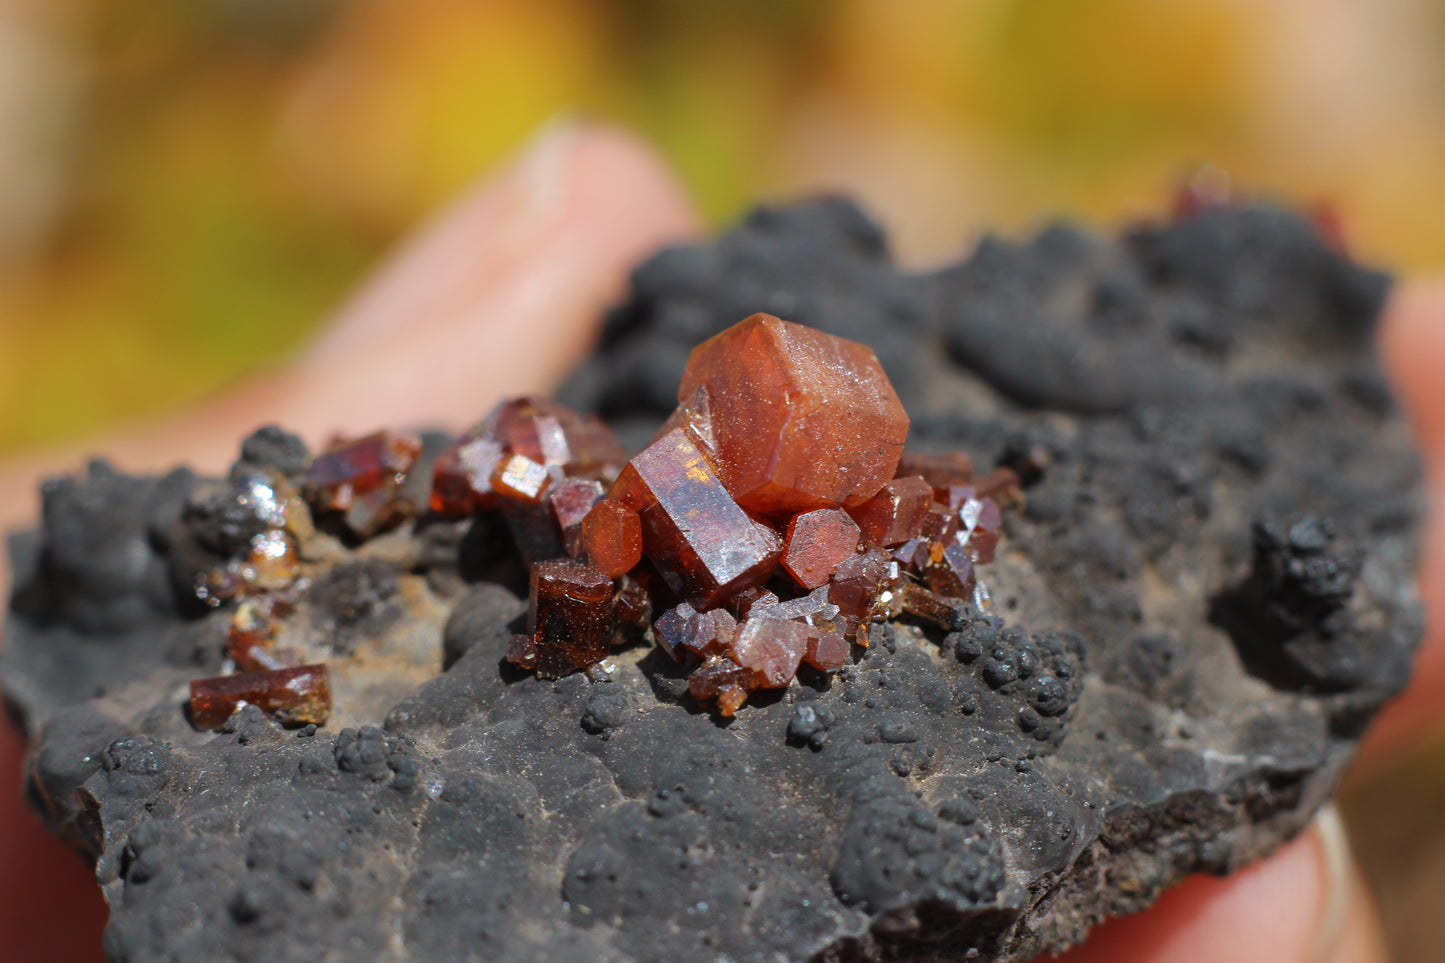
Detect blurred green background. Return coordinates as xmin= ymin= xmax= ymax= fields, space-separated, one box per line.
xmin=2 ymin=0 xmax=1444 ymax=458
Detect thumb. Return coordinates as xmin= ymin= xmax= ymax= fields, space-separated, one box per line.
xmin=1047 ymin=807 xmax=1388 ymax=963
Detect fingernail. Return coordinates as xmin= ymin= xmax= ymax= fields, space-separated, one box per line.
xmin=1311 ymin=804 xmax=1353 ymax=963
xmin=495 ymin=116 xmax=588 ymax=244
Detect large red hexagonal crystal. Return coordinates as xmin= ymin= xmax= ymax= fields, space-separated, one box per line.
xmin=674 ymin=313 xmax=908 ymax=516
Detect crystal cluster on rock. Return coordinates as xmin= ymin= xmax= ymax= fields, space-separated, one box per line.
xmin=3 ymin=197 xmax=1423 ymax=963
xmin=184 ymin=427 xmax=442 ymax=731
xmin=427 ymin=312 xmax=1007 ymax=712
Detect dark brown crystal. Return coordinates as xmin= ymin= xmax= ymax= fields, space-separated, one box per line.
xmin=519 ymin=559 xmax=615 ymax=679
xmin=189 ymin=664 xmax=331 ymax=730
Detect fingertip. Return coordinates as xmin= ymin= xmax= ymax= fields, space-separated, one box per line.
xmin=0 ymin=723 xmax=108 ymax=962
xmin=1380 ymin=278 xmax=1445 ymax=466
xmin=1049 ymin=820 xmax=1339 ymax=963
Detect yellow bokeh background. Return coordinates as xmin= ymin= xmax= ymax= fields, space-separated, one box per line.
xmin=2 ymin=0 xmax=1444 ymax=457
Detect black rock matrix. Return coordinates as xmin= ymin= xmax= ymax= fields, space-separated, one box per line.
xmin=3 ymin=199 xmax=1423 ymax=962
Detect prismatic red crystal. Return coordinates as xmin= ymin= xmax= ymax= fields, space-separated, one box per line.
xmin=492 ymin=453 xmax=550 ymax=503
xmin=513 ymin=559 xmax=615 ymax=679
xmin=548 ymin=477 xmax=605 ymax=557
xmin=430 ymin=436 xmax=505 ymax=515
xmin=728 ymin=618 xmax=809 ymax=689
xmin=896 ymin=451 xmax=973 ymax=490
xmin=847 ymin=476 xmax=933 ymax=548
xmin=687 ymin=656 xmax=755 ymax=716
xmin=829 ymin=546 xmax=897 ymax=620
xmin=226 ymin=597 xmax=302 ymax=673
xmin=580 ymin=499 xmax=643 ymax=578
xmin=609 ymin=428 xmax=781 ymax=608
xmin=674 ymin=313 xmax=908 ymax=515
xmin=782 ymin=508 xmax=861 ymax=589
xmin=803 ymin=632 xmax=850 ymax=672
xmin=189 ymin=664 xmax=331 ymax=730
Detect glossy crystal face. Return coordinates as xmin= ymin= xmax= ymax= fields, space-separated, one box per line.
xmin=675 ymin=313 xmax=909 ymax=515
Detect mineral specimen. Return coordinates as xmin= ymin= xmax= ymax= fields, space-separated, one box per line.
xmin=476 ymin=312 xmax=1006 ymax=713
xmin=1 ymin=198 xmax=1424 ymax=963
xmin=188 ymin=664 xmax=331 ymax=730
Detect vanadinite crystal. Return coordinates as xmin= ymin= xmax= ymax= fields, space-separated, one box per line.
xmin=674 ymin=313 xmax=909 ymax=515
xmin=607 ymin=428 xmax=782 ymax=608
xmin=579 ymin=499 xmax=643 ymax=578
xmin=430 ymin=397 xmax=626 ymax=517
xmin=307 ymin=430 xmax=422 ymax=537
xmin=189 ymin=664 xmax=332 ymax=730
xmin=782 ymin=508 xmax=861 ymax=589
xmin=508 ymin=559 xmax=616 ymax=679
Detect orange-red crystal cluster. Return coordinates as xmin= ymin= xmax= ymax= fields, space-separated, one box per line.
xmin=189 ymin=312 xmax=1007 ymax=725
xmin=426 ymin=313 xmax=1009 ymax=715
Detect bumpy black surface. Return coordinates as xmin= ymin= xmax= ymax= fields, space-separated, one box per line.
xmin=3 ymin=199 xmax=1424 ymax=963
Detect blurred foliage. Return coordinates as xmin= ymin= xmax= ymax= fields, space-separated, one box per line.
xmin=2 ymin=0 xmax=1443 ymax=456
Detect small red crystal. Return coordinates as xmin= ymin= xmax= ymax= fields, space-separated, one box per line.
xmin=307 ymin=431 xmax=421 ymax=515
xmin=847 ymin=476 xmax=933 ymax=547
xmin=653 ymin=602 xmax=698 ymax=661
xmin=727 ymin=617 xmax=808 ymax=689
xmin=429 ymin=398 xmax=627 ymax=518
xmin=960 ymin=496 xmax=1003 ymax=564
xmin=688 ymin=656 xmax=755 ymax=714
xmin=896 ymin=451 xmax=973 ymax=490
xmin=716 ymin=684 xmax=748 ymax=716
xmin=189 ymin=664 xmax=331 ymax=730
xmin=924 ymin=541 xmax=976 ymax=598
xmin=829 ymin=546 xmax=896 ymax=620
xmin=491 ymin=453 xmax=550 ymax=503
xmin=548 ymin=477 xmax=605 ymax=556
xmin=430 ymin=436 xmax=505 ymax=515
xmin=580 ymin=499 xmax=643 ymax=578
xmin=803 ymin=632 xmax=850 ymax=672
xmin=782 ymin=508 xmax=862 ymax=589
xmin=675 ymin=313 xmax=908 ymax=515
xmin=226 ymin=598 xmax=301 ymax=673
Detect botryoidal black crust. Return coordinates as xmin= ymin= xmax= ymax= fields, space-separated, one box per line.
xmin=2 ymin=199 xmax=1424 ymax=963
